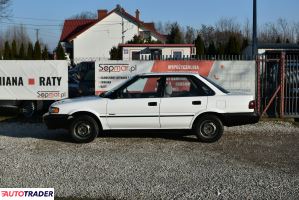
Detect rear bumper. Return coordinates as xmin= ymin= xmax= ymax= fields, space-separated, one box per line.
xmin=222 ymin=112 xmax=260 ymax=127
xmin=43 ymin=113 xmax=71 ymax=129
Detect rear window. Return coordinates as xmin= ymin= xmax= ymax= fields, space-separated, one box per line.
xmin=201 ymin=76 xmax=230 ymax=94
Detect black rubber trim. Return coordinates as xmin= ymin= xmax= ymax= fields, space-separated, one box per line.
xmin=222 ymin=112 xmax=260 ymax=127
xmin=43 ymin=113 xmax=70 ymax=129
xmin=101 ymin=115 xmax=194 ymax=118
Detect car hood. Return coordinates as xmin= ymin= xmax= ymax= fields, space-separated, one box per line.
xmin=52 ymin=96 xmax=102 ymax=106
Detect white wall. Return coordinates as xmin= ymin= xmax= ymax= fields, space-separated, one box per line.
xmin=73 ymin=12 xmax=159 ymax=60
xmin=122 ymin=47 xmax=192 ymax=61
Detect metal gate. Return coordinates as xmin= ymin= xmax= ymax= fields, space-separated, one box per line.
xmin=257 ymin=52 xmax=299 ymax=118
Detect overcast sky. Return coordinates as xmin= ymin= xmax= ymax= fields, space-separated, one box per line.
xmin=1 ymin=0 xmax=298 ymax=50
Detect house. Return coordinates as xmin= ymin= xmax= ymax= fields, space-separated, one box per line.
xmin=60 ymin=5 xmax=166 ymax=61
xmin=119 ymin=43 xmax=196 ymax=60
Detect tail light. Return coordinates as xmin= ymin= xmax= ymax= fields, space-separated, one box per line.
xmin=248 ymin=100 xmax=256 ymax=109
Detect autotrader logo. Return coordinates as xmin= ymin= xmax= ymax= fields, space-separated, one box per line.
xmin=0 ymin=188 xmax=54 ymax=200
xmin=98 ymin=64 xmax=137 ymax=73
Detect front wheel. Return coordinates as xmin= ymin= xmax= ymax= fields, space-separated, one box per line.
xmin=194 ymin=115 xmax=223 ymax=143
xmin=70 ymin=115 xmax=99 ymax=143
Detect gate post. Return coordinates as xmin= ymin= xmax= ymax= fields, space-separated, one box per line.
xmin=256 ymin=55 xmax=261 ymax=114
xmin=280 ymin=52 xmax=286 ymax=118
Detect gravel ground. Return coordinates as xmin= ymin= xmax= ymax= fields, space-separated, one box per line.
xmin=0 ymin=121 xmax=298 ymax=199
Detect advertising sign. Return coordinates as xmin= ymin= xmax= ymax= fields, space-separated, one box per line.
xmin=95 ymin=60 xmax=255 ymax=95
xmin=0 ymin=60 xmax=68 ymax=100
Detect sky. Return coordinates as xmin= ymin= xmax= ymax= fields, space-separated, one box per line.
xmin=1 ymin=0 xmax=298 ymax=51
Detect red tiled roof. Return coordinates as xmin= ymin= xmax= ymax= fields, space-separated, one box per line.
xmin=119 ymin=44 xmax=195 ymax=47
xmin=60 ymin=19 xmax=97 ymax=41
xmin=60 ymin=7 xmax=166 ymax=42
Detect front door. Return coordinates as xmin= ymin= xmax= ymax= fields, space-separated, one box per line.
xmin=106 ymin=76 xmax=163 ymax=129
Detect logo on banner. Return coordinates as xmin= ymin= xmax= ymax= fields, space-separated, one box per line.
xmin=0 ymin=188 xmax=54 ymax=200
xmin=98 ymin=64 xmax=137 ymax=73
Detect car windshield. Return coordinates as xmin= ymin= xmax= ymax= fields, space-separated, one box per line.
xmin=99 ymin=75 xmax=137 ymax=98
xmin=201 ymin=76 xmax=230 ymax=94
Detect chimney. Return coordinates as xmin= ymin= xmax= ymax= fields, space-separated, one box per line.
xmin=98 ymin=9 xmax=108 ymax=20
xmin=135 ymin=9 xmax=140 ymax=21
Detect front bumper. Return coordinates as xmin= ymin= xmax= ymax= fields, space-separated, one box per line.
xmin=222 ymin=112 xmax=260 ymax=127
xmin=43 ymin=113 xmax=71 ymax=129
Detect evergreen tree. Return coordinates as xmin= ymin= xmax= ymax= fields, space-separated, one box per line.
xmin=11 ymin=40 xmax=17 ymax=59
xmin=225 ymin=35 xmax=241 ymax=55
xmin=217 ymin=42 xmax=225 ymax=55
xmin=42 ymin=46 xmax=49 ymax=60
xmin=55 ymin=43 xmax=66 ymax=60
xmin=27 ymin=42 xmax=34 ymax=59
xmin=109 ymin=46 xmax=122 ymax=60
xmin=276 ymin=37 xmax=281 ymax=43
xmin=4 ymin=41 xmax=11 ymax=59
xmin=241 ymin=38 xmax=249 ymax=51
xmin=19 ymin=43 xmax=25 ymax=59
xmin=194 ymin=34 xmax=205 ymax=55
xmin=286 ymin=38 xmax=290 ymax=43
xmin=207 ymin=41 xmax=217 ymax=55
xmin=167 ymin=22 xmax=184 ymax=44
xmin=33 ymin=41 xmax=42 ymax=60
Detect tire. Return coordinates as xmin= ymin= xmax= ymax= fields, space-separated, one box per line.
xmin=194 ymin=114 xmax=224 ymax=143
xmin=69 ymin=115 xmax=99 ymax=143
xmin=20 ymin=101 xmax=36 ymax=118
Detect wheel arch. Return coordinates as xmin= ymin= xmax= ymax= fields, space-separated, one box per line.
xmin=70 ymin=111 xmax=103 ymax=130
xmin=191 ymin=112 xmax=226 ymax=129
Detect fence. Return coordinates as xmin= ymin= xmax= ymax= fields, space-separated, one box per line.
xmin=257 ymin=53 xmax=299 ymax=118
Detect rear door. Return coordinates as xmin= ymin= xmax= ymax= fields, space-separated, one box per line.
xmin=160 ymin=75 xmax=213 ymax=129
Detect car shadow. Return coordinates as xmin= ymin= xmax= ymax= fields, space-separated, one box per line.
xmin=0 ymin=117 xmax=198 ymax=143
xmin=101 ymin=130 xmax=198 ymax=142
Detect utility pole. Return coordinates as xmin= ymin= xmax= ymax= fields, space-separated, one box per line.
xmin=252 ymin=0 xmax=257 ymax=59
xmin=35 ymin=28 xmax=39 ymax=42
xmin=121 ymin=10 xmax=125 ymax=44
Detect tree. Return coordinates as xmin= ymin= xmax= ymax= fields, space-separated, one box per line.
xmin=69 ymin=11 xmax=97 ymax=19
xmin=225 ymin=35 xmax=241 ymax=55
xmin=0 ymin=0 xmax=11 ymax=20
xmin=185 ymin=26 xmax=196 ymax=43
xmin=42 ymin=46 xmax=49 ymax=60
xmin=276 ymin=37 xmax=281 ymax=43
xmin=241 ymin=38 xmax=249 ymax=51
xmin=27 ymin=42 xmax=34 ymax=59
xmin=109 ymin=46 xmax=122 ymax=60
xmin=194 ymin=34 xmax=205 ymax=55
xmin=4 ymin=41 xmax=11 ymax=59
xmin=55 ymin=43 xmax=66 ymax=60
xmin=33 ymin=41 xmax=42 ymax=60
xmin=19 ymin=43 xmax=25 ymax=59
xmin=167 ymin=22 xmax=184 ymax=44
xmin=11 ymin=40 xmax=17 ymax=59
xmin=207 ymin=41 xmax=217 ymax=55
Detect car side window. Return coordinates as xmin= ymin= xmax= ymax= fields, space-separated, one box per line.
xmin=163 ymin=76 xmax=214 ymax=97
xmin=117 ymin=77 xmax=162 ymax=99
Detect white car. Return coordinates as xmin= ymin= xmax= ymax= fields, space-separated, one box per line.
xmin=43 ymin=73 xmax=259 ymax=143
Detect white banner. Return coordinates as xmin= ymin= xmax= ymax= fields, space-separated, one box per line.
xmin=0 ymin=60 xmax=68 ymax=100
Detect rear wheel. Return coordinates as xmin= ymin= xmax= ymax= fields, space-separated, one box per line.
xmin=70 ymin=115 xmax=99 ymax=143
xmin=195 ymin=115 xmax=223 ymax=143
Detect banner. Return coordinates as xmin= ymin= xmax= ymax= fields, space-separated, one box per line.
xmin=95 ymin=60 xmax=255 ymax=95
xmin=0 ymin=60 xmax=68 ymax=100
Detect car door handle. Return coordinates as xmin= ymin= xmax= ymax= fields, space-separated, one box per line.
xmin=148 ymin=102 xmax=157 ymax=106
xmin=192 ymin=101 xmax=201 ymax=105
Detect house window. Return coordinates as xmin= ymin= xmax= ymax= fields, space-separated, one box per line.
xmin=132 ymin=51 xmax=140 ymax=60
xmin=173 ymin=51 xmax=182 ymax=59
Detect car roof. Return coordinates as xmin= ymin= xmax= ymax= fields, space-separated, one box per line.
xmin=139 ymin=72 xmax=199 ymax=76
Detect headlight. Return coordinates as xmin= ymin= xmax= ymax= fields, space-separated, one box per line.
xmin=49 ymin=107 xmax=59 ymax=114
